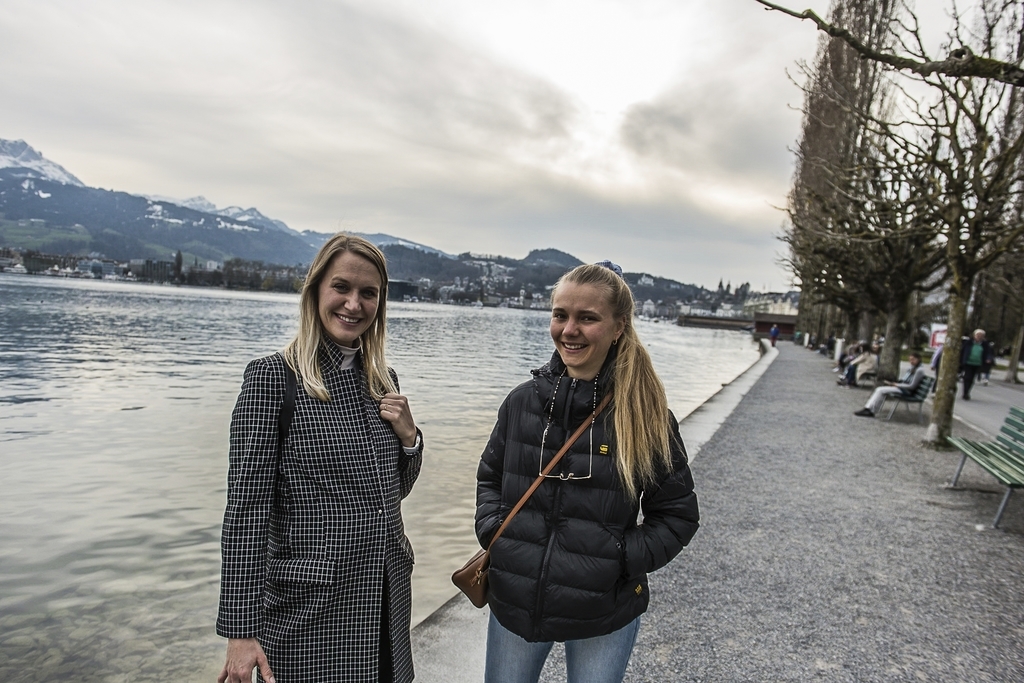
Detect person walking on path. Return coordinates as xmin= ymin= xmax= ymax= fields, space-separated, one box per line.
xmin=474 ymin=262 xmax=700 ymax=683
xmin=960 ymin=329 xmax=995 ymax=400
xmin=217 ymin=234 xmax=424 ymax=683
xmin=854 ymin=352 xmax=926 ymax=417
xmin=769 ymin=324 xmax=780 ymax=347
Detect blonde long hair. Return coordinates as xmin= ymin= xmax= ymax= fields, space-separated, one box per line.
xmin=553 ymin=264 xmax=675 ymax=499
xmin=282 ymin=233 xmax=397 ymax=402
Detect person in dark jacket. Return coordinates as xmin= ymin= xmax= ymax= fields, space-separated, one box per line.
xmin=217 ymin=234 xmax=423 ymax=683
xmin=475 ymin=262 xmax=700 ymax=683
xmin=959 ymin=329 xmax=995 ymax=400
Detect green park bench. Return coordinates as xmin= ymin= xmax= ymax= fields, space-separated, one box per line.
xmin=880 ymin=376 xmax=934 ymax=423
xmin=946 ymin=406 xmax=1024 ymax=530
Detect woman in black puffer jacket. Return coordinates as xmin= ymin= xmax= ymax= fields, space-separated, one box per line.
xmin=475 ymin=262 xmax=700 ymax=683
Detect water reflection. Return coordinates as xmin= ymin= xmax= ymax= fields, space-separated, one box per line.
xmin=0 ymin=273 xmax=757 ymax=681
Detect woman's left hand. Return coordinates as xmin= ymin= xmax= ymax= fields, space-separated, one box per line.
xmin=379 ymin=393 xmax=418 ymax=447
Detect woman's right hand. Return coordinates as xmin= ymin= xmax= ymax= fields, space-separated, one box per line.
xmin=218 ymin=638 xmax=275 ymax=683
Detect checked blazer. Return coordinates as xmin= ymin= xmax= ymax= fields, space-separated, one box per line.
xmin=217 ymin=343 xmax=422 ymax=683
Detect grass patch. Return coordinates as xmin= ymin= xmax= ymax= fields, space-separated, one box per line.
xmin=0 ymin=219 xmax=92 ymax=252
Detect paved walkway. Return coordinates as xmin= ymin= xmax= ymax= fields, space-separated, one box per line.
xmin=892 ymin=360 xmax=1024 ymax=438
xmin=414 ymin=344 xmax=1024 ymax=682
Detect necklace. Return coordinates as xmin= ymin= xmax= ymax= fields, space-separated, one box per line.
xmin=539 ymin=370 xmax=599 ymax=480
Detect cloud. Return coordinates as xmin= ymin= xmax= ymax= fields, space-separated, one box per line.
xmin=621 ymin=82 xmax=794 ymax=183
xmin=0 ymin=0 xmax=841 ymax=290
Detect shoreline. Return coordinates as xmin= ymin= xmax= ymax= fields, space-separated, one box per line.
xmin=409 ymin=339 xmax=778 ymax=682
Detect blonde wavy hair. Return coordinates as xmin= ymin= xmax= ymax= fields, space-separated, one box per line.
xmin=282 ymin=233 xmax=397 ymax=402
xmin=553 ymin=264 xmax=675 ymax=499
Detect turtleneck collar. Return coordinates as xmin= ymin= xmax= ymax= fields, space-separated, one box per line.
xmin=321 ymin=339 xmax=362 ymax=372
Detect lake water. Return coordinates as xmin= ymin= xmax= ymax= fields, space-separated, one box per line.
xmin=0 ymin=273 xmax=758 ymax=681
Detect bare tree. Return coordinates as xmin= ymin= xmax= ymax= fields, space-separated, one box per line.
xmin=1007 ymin=325 xmax=1024 ymax=382
xmin=756 ymin=0 xmax=1024 ymax=86
xmin=770 ymin=0 xmax=1024 ymax=441
xmin=783 ymin=0 xmax=946 ymax=380
xmin=784 ymin=0 xmax=895 ymax=339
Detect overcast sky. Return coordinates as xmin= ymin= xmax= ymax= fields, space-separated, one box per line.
xmin=0 ymin=0 xmax=955 ymax=290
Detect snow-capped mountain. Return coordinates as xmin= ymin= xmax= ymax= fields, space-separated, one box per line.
xmin=0 ymin=139 xmax=84 ymax=186
xmin=147 ymin=194 xmax=298 ymax=236
xmin=0 ymin=138 xmax=455 ymax=265
xmin=177 ymin=196 xmax=218 ymax=213
xmin=145 ymin=194 xmax=219 ymax=213
xmin=296 ymin=230 xmax=455 ymax=259
xmin=354 ymin=232 xmax=454 ymax=259
xmin=216 ymin=205 xmax=295 ymax=235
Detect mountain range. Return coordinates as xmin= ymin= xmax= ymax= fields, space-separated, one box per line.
xmin=0 ymin=139 xmax=452 ymax=265
xmin=0 ymin=139 xmax=708 ymax=299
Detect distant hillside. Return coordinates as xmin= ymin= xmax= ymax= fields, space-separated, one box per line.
xmin=0 ymin=138 xmax=711 ymax=301
xmin=522 ymin=248 xmax=583 ymax=269
xmin=0 ymin=169 xmax=317 ymax=263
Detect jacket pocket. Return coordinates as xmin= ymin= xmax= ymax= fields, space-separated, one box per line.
xmin=623 ymin=527 xmax=647 ymax=579
xmin=400 ymin=534 xmax=416 ymax=565
xmin=600 ymin=525 xmax=627 ymax=577
xmin=265 ymin=557 xmax=337 ymax=585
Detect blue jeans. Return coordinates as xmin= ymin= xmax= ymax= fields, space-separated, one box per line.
xmin=483 ymin=612 xmax=641 ymax=683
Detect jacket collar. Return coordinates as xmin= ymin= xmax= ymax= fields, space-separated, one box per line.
xmin=320 ymin=339 xmax=363 ymax=375
xmin=532 ymin=346 xmax=616 ymax=430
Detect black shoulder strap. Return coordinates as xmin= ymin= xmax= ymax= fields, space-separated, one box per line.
xmin=277 ymin=353 xmax=297 ymax=448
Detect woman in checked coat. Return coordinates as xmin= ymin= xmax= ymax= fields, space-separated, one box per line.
xmin=217 ymin=234 xmax=423 ymax=683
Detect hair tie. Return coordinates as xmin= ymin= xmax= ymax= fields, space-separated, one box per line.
xmin=595 ymin=260 xmax=624 ymax=279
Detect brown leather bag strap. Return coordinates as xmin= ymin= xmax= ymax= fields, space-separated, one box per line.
xmin=486 ymin=391 xmax=612 ymax=552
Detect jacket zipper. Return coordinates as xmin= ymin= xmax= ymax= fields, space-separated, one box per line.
xmin=533 ymin=481 xmax=562 ymax=636
xmin=532 ymin=376 xmax=576 ymax=635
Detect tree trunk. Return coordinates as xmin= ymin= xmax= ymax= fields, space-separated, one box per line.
xmin=878 ymin=297 xmax=908 ymax=382
xmin=927 ymin=286 xmax=969 ymax=444
xmin=844 ymin=308 xmax=860 ymax=340
xmin=967 ymin=271 xmax=988 ymax=333
xmin=858 ymin=310 xmax=876 ymax=343
xmin=1005 ymin=322 xmax=1024 ymax=384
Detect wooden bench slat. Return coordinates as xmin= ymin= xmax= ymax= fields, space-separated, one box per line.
xmin=997 ymin=430 xmax=1024 ymax=459
xmin=963 ymin=439 xmax=1024 ymax=471
xmin=1005 ymin=414 xmax=1024 ymax=430
xmin=976 ymin=450 xmax=1024 ymax=485
xmin=946 ymin=437 xmax=1024 ymax=487
xmin=946 ymin=407 xmax=1024 ymax=528
xmin=1004 ymin=416 xmax=1024 ymax=437
xmin=965 ymin=453 xmax=1024 ymax=486
xmin=961 ymin=444 xmax=1024 ymax=486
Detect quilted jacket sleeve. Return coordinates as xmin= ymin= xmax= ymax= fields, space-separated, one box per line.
xmin=216 ymin=356 xmax=283 ymax=639
xmin=623 ymin=412 xmax=700 ymax=578
xmin=475 ymin=394 xmax=510 ymax=549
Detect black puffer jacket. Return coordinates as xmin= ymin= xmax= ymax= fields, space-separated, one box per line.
xmin=475 ymin=350 xmax=699 ymax=642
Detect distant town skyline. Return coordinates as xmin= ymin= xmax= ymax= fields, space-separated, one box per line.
xmin=0 ymin=0 xmax=953 ymax=290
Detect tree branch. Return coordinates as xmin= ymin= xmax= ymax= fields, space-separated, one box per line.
xmin=755 ymin=0 xmax=1024 ymax=86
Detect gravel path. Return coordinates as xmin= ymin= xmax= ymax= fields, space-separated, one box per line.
xmin=426 ymin=344 xmax=1024 ymax=683
xmin=612 ymin=343 xmax=1024 ymax=682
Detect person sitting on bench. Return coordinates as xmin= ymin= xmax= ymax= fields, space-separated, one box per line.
xmin=854 ymin=353 xmax=926 ymax=417
xmin=838 ymin=341 xmax=879 ymax=387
